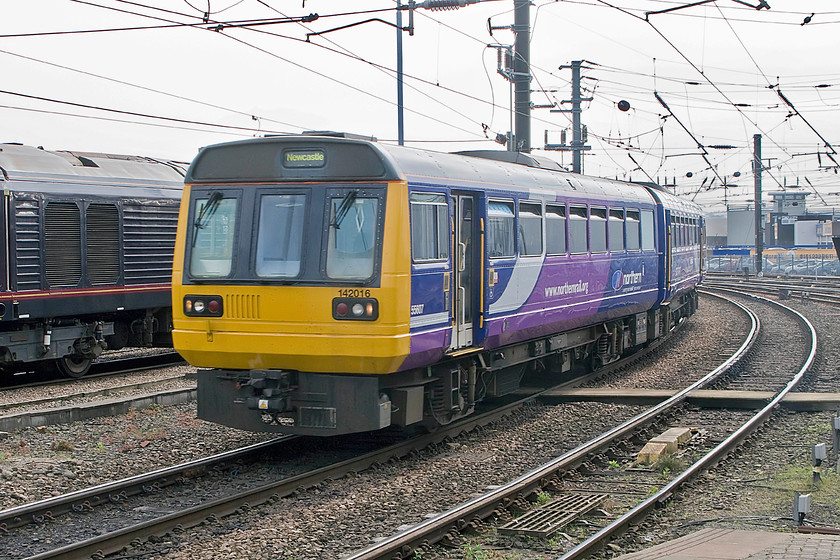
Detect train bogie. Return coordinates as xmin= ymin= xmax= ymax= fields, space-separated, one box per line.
xmin=173 ymin=134 xmax=704 ymax=435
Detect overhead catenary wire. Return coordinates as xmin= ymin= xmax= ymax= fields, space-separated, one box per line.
xmin=0 ymin=88 xmax=290 ymax=134
xmin=713 ymin=4 xmax=840 ymax=188
xmin=0 ymin=102 xmax=259 ymax=138
xmin=2 ymin=0 xmax=838 ymax=194
xmin=265 ymin=0 xmax=506 ymax=140
xmin=59 ymin=0 xmax=512 ymax=142
xmin=592 ymin=0 xmax=802 ymax=191
xmin=0 ymin=47 xmax=305 ymax=130
xmin=12 ymin=0 xmax=503 ymax=142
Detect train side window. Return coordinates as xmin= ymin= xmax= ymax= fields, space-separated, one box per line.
xmin=590 ymin=207 xmax=607 ymax=253
xmin=190 ymin=196 xmax=238 ymax=278
xmin=640 ymin=210 xmax=655 ymax=251
xmin=675 ymin=217 xmax=681 ymax=248
xmin=255 ymin=193 xmax=307 ymax=278
xmin=609 ymin=208 xmax=625 ymax=252
xmin=569 ymin=205 xmax=588 ymax=254
xmin=326 ymin=195 xmax=379 ymax=280
xmin=487 ymin=199 xmax=515 ymax=258
xmin=670 ymin=219 xmax=678 ymax=248
xmin=626 ymin=210 xmax=641 ymax=251
xmin=518 ymin=201 xmax=543 ymax=257
xmin=410 ymin=192 xmax=449 ymax=262
xmin=546 ymin=204 xmax=567 ymax=255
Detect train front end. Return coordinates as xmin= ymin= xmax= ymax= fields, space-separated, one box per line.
xmin=172 ymin=136 xmax=412 ymax=435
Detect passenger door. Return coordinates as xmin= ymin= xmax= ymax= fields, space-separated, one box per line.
xmin=453 ymin=194 xmax=478 ymax=349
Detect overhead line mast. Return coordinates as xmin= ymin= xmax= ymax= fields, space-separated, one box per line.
xmin=547 ymin=60 xmax=593 ymax=174
xmin=513 ymin=0 xmax=531 ymax=152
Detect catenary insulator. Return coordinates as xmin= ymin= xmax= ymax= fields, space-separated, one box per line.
xmin=418 ymin=0 xmax=477 ymax=11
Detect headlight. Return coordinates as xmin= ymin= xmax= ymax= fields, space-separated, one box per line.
xmin=333 ymin=297 xmax=378 ymax=321
xmin=184 ymin=295 xmax=224 ymax=317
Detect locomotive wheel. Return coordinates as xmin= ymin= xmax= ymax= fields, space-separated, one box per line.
xmin=56 ymin=355 xmax=93 ymax=378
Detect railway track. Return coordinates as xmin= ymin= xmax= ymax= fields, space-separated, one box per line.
xmin=0 ymin=306 xmax=708 ymax=560
xmin=342 ymin=289 xmax=817 ymax=560
xmin=703 ymin=273 xmax=840 ymax=306
xmin=0 ymin=350 xmax=184 ymax=390
xmin=0 ymin=352 xmax=191 ymax=432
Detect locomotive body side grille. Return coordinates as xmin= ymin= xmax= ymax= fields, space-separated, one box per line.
xmin=86 ymin=203 xmax=120 ymax=285
xmin=13 ymin=196 xmax=42 ymax=291
xmin=123 ymin=201 xmax=180 ymax=285
xmin=44 ymin=202 xmax=82 ymax=288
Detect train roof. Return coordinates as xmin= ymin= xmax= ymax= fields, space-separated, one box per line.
xmin=0 ymin=144 xmax=187 ymax=191
xmin=378 ymin=143 xmax=656 ymax=205
xmin=186 ymin=135 xmax=702 ymax=212
xmin=641 ymin=182 xmax=704 ymax=217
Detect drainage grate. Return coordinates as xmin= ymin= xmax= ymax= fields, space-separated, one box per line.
xmin=498 ymin=493 xmax=607 ymax=538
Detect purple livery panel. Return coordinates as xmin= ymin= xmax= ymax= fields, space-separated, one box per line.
xmin=404 ymin=249 xmax=661 ymax=369
xmin=483 ymin=251 xmax=660 ymax=349
xmin=404 ymin=264 xmax=452 ymax=370
xmin=670 ymin=246 xmax=702 ymax=298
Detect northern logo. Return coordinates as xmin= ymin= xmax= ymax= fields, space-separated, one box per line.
xmin=611 ymin=270 xmax=624 ymax=291
xmin=612 ymin=268 xmax=644 ymax=291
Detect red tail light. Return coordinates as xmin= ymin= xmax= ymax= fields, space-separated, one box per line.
xmin=333 ymin=298 xmax=378 ymax=321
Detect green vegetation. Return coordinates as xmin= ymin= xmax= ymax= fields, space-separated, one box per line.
xmin=536 ymin=490 xmax=552 ymax=505
xmin=654 ymin=454 xmax=685 ymax=479
xmin=461 ymin=541 xmax=490 ymax=560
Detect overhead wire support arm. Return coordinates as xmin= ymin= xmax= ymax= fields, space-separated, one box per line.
xmin=306 ymin=18 xmax=406 ymax=41
xmin=628 ymin=153 xmax=656 ymax=183
xmin=646 ymin=0 xmax=717 ymax=19
xmin=308 ymin=1 xmax=482 ymax=41
xmin=774 ymin=87 xmax=840 ymax=168
xmin=653 ymin=91 xmax=724 ymax=196
xmin=209 ymin=14 xmax=319 ymax=33
xmin=645 ymin=0 xmax=769 ymax=20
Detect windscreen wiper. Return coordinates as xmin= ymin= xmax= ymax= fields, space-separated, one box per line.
xmin=192 ymin=191 xmax=223 ymax=246
xmin=330 ymin=190 xmax=357 ymax=229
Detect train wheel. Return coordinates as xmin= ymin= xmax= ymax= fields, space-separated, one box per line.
xmin=56 ymin=355 xmax=92 ymax=378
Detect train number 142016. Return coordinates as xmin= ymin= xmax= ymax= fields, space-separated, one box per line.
xmin=338 ymin=289 xmax=371 ymax=298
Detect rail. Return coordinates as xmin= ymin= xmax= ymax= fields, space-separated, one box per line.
xmin=343 ymin=292 xmax=761 ymax=560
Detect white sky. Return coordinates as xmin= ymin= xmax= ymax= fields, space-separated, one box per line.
xmin=2 ymin=1 xmax=840 ymax=213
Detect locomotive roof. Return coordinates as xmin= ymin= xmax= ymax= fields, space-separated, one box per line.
xmin=0 ymin=144 xmax=187 ymax=192
xmin=186 ymin=135 xmax=702 ymax=213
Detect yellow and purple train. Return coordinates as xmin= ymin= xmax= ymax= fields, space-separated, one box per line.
xmin=172 ymin=133 xmax=704 ymax=436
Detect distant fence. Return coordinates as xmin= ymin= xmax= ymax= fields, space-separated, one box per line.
xmin=707 ymin=248 xmax=840 ymax=277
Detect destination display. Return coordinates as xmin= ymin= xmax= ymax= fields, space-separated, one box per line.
xmin=282 ymin=149 xmax=326 ymax=168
